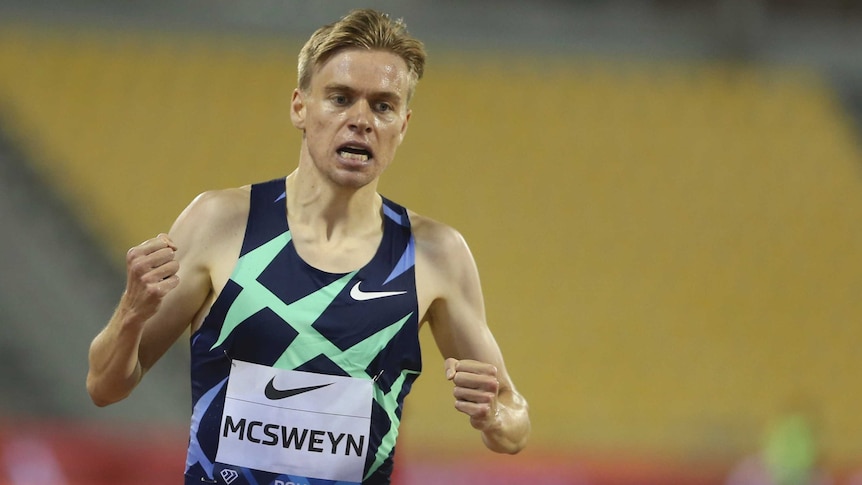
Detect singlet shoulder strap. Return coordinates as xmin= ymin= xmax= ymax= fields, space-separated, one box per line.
xmin=239 ymin=177 xmax=288 ymax=257
xmin=381 ymin=196 xmax=411 ymax=229
xmin=376 ymin=196 xmax=415 ymax=286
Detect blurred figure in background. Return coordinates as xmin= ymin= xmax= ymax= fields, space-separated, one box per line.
xmin=726 ymin=411 xmax=832 ymax=485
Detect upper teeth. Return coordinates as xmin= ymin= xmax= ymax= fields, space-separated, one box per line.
xmin=340 ymin=150 xmax=368 ymax=162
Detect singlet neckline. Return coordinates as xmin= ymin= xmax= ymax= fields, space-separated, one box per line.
xmin=279 ymin=191 xmax=394 ymax=278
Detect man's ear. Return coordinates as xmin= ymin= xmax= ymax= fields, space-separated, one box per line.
xmin=398 ymin=109 xmax=411 ymax=144
xmin=290 ymin=88 xmax=306 ymax=130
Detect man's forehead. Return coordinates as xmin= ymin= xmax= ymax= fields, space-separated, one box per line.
xmin=313 ymin=49 xmax=410 ymax=93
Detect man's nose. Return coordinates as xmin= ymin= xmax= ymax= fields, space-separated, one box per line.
xmin=348 ymin=102 xmax=373 ymax=133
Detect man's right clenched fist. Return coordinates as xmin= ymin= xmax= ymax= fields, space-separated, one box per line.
xmin=123 ymin=233 xmax=180 ymax=322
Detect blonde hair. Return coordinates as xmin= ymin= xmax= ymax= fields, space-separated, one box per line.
xmin=297 ymin=9 xmax=426 ymax=101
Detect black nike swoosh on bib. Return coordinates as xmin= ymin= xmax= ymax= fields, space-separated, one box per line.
xmin=264 ymin=378 xmax=333 ymax=400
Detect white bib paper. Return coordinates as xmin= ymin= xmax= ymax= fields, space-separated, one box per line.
xmin=216 ymin=360 xmax=372 ymax=482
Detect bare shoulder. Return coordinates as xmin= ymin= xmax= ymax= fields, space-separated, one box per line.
xmin=180 ymin=186 xmax=249 ymax=225
xmin=172 ymin=186 xmax=249 ymax=235
xmin=410 ymin=211 xmax=467 ymax=258
xmin=170 ymin=186 xmax=251 ymax=262
xmin=408 ymin=210 xmax=472 ymax=264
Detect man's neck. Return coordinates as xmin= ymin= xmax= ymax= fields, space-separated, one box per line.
xmin=285 ymin=166 xmax=382 ymax=242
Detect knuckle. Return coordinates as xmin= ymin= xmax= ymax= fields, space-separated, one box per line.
xmin=143 ymin=284 xmax=158 ymax=298
xmin=128 ymin=259 xmax=148 ymax=276
xmin=144 ymin=283 xmax=165 ymax=299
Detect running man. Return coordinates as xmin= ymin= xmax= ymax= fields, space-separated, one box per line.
xmin=87 ymin=8 xmax=530 ymax=485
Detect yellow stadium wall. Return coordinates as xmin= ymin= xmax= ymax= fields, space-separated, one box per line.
xmin=1 ymin=25 xmax=860 ymax=469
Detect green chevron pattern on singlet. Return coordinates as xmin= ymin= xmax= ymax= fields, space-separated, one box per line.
xmin=209 ymin=231 xmax=418 ymax=478
xmin=366 ymin=366 xmax=419 ymax=481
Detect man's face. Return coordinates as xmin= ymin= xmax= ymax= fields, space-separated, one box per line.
xmin=291 ymin=48 xmax=412 ymax=189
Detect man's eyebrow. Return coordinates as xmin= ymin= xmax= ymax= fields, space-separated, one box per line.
xmin=324 ymin=84 xmax=403 ymax=104
xmin=324 ymin=83 xmax=357 ymax=95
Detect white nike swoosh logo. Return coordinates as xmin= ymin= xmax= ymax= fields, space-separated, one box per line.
xmin=350 ymin=282 xmax=407 ymax=301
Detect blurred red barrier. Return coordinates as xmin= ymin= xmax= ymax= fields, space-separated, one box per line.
xmin=0 ymin=419 xmax=187 ymax=485
xmin=391 ymin=445 xmax=729 ymax=485
xmin=3 ymin=420 xmax=859 ymax=485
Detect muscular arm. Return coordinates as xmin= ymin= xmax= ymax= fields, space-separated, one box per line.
xmin=86 ymin=190 xmax=243 ymax=406
xmin=416 ymin=219 xmax=530 ymax=454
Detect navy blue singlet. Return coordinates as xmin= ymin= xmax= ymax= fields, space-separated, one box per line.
xmin=183 ymin=178 xmax=422 ymax=485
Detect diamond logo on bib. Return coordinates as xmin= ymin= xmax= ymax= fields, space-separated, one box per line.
xmin=216 ymin=360 xmax=372 ymax=483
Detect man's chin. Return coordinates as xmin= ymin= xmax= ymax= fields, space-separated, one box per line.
xmin=327 ymin=169 xmax=378 ymax=190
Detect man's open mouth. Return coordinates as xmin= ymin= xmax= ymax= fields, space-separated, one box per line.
xmin=337 ymin=144 xmax=373 ymax=162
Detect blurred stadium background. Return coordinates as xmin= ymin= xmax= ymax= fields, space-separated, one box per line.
xmin=0 ymin=0 xmax=861 ymax=484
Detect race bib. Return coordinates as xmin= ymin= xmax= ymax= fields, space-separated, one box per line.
xmin=216 ymin=360 xmax=372 ymax=483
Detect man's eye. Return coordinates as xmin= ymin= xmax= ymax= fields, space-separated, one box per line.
xmin=375 ymin=102 xmax=392 ymax=112
xmin=332 ymin=95 xmax=348 ymax=105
